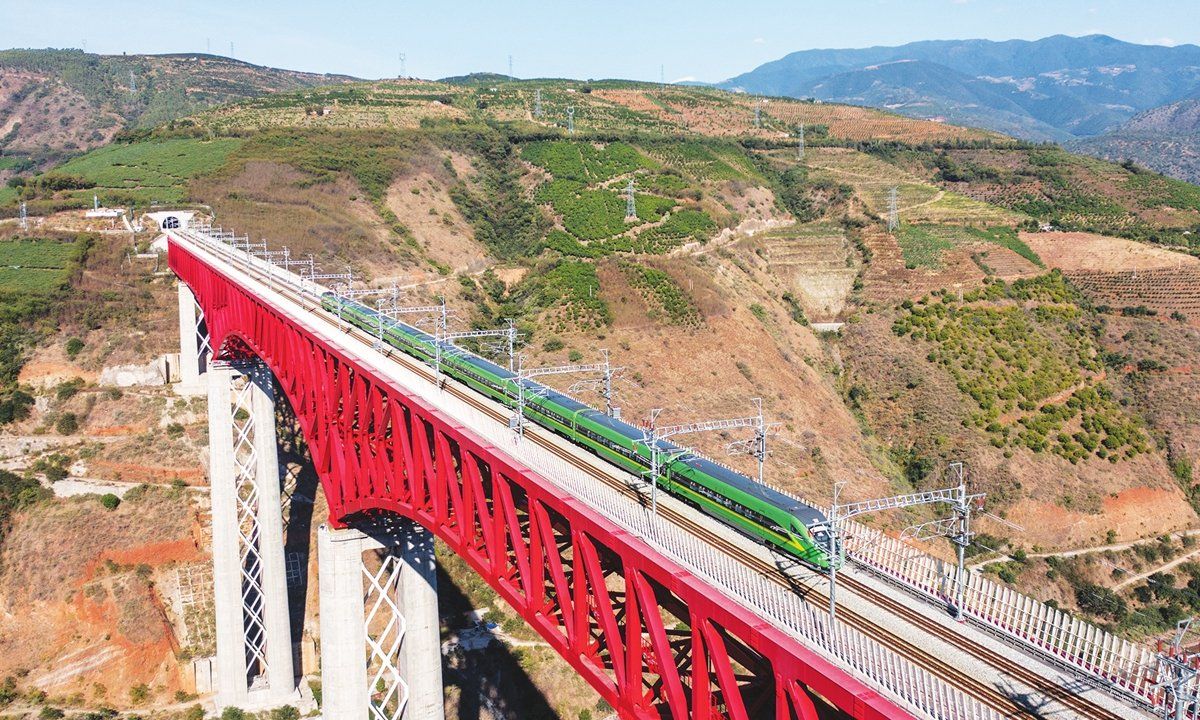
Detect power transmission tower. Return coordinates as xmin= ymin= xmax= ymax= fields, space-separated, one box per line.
xmin=129 ymin=70 xmax=136 ymax=94
xmin=534 ymin=88 xmax=542 ymax=117
xmin=797 ymin=123 xmax=805 ymax=161
xmin=887 ymin=186 xmax=899 ymax=232
xmin=566 ymin=106 xmax=575 ymax=135
xmin=625 ymin=179 xmax=636 ymax=220
xmin=230 ymin=41 xmax=234 ymax=58
xmin=19 ymin=202 xmax=28 ymax=232
xmin=754 ymin=98 xmax=762 ymax=128
xmin=660 ymin=64 xmax=665 ymax=90
xmin=206 ymin=38 xmax=211 ymax=54
xmin=399 ymin=52 xmax=406 ymax=78
xmin=508 ymin=54 xmax=513 ymax=79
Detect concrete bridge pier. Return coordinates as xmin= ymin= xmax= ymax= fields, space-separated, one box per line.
xmin=176 ymin=282 xmax=211 ymax=395
xmin=318 ymin=522 xmax=444 ymax=720
xmin=208 ymin=361 xmax=298 ymax=709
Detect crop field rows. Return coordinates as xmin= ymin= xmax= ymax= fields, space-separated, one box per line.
xmin=895 ymin=224 xmax=1043 ymax=270
xmin=1068 ymin=267 xmax=1200 ymax=321
xmin=0 ymin=237 xmax=81 ymax=295
xmin=523 ymin=140 xmax=719 ymax=256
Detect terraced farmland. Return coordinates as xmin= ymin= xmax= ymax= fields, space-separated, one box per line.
xmin=1068 ymin=268 xmax=1200 ymax=323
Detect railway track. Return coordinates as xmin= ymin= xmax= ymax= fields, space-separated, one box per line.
xmin=204 ymin=239 xmax=1126 ymax=720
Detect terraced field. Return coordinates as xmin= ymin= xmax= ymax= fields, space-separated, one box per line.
xmin=805 ymin=148 xmax=1024 ymax=226
xmin=1069 ymin=268 xmax=1200 ymax=323
xmin=0 ymin=236 xmax=82 ymax=295
xmin=761 ymin=223 xmax=859 ymax=321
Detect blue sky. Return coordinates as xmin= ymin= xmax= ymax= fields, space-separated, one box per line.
xmin=3 ymin=1 xmax=1195 ymax=82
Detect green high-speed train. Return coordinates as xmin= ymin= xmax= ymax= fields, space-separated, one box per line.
xmin=322 ymin=293 xmax=837 ymax=568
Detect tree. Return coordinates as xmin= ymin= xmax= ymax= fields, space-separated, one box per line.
xmin=100 ymin=493 xmax=120 ymax=511
xmin=1075 ymin=583 xmax=1127 ymax=620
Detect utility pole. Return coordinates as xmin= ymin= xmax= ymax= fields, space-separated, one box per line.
xmin=129 ymin=70 xmax=136 ymax=94
xmin=725 ymin=398 xmax=779 ymax=487
xmin=625 ymin=178 xmax=636 ymax=220
xmin=797 ymin=123 xmax=805 ymax=161
xmin=754 ymin=98 xmax=762 ymax=128
xmin=640 ymin=407 xmax=774 ymax=514
xmin=534 ymin=88 xmax=543 ymax=118
xmin=1155 ymin=619 xmax=1200 ymax=720
xmin=19 ymin=202 xmax=28 ymax=232
xmin=511 ymin=354 xmax=620 ymax=437
xmin=887 ymin=186 xmax=899 ymax=232
xmin=827 ymin=473 xmax=984 ymax=621
xmin=566 ymin=106 xmax=575 ymax=136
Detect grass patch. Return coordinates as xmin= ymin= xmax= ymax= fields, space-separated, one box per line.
xmin=966 ymin=226 xmax=1044 ymax=267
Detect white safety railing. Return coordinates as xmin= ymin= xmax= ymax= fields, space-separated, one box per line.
xmin=841 ymin=517 xmax=1181 ymax=713
xmin=174 ymin=224 xmax=1119 ymax=720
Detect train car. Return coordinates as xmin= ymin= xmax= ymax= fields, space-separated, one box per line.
xmin=321 ymin=292 xmax=836 ymax=568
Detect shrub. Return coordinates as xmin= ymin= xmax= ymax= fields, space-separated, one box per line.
xmin=568 ymin=349 xmax=583 ymax=363
xmin=55 ymin=413 xmax=79 ymax=435
xmin=182 ymin=706 xmax=205 ymax=720
xmin=99 ymin=493 xmax=120 ymax=510
xmin=39 ymin=709 xmax=64 ymax=720
xmin=543 ymin=338 xmax=564 ymax=352
xmin=269 ymin=706 xmax=299 ymax=720
xmin=128 ymin=684 xmax=149 ymax=704
xmin=64 ymin=338 xmax=84 ymax=359
xmin=220 ymin=707 xmax=246 ymax=720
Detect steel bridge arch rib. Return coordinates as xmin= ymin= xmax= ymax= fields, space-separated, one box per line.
xmin=170 ymin=241 xmax=908 ymax=720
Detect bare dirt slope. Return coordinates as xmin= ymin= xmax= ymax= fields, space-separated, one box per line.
xmin=0 ymin=487 xmax=203 ymax=702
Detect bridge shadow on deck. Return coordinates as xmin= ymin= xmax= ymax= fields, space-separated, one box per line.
xmin=436 ymin=563 xmax=566 ymax=720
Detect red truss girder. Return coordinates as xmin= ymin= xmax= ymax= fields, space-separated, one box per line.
xmin=169 ymin=241 xmax=912 ymax=720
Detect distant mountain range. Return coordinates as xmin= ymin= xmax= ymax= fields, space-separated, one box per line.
xmin=722 ymin=35 xmax=1200 ymax=182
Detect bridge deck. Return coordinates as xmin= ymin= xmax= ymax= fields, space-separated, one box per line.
xmin=172 ymin=228 xmax=1154 ymax=720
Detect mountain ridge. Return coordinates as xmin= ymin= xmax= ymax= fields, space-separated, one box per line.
xmin=721 ymin=34 xmax=1200 ymax=172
